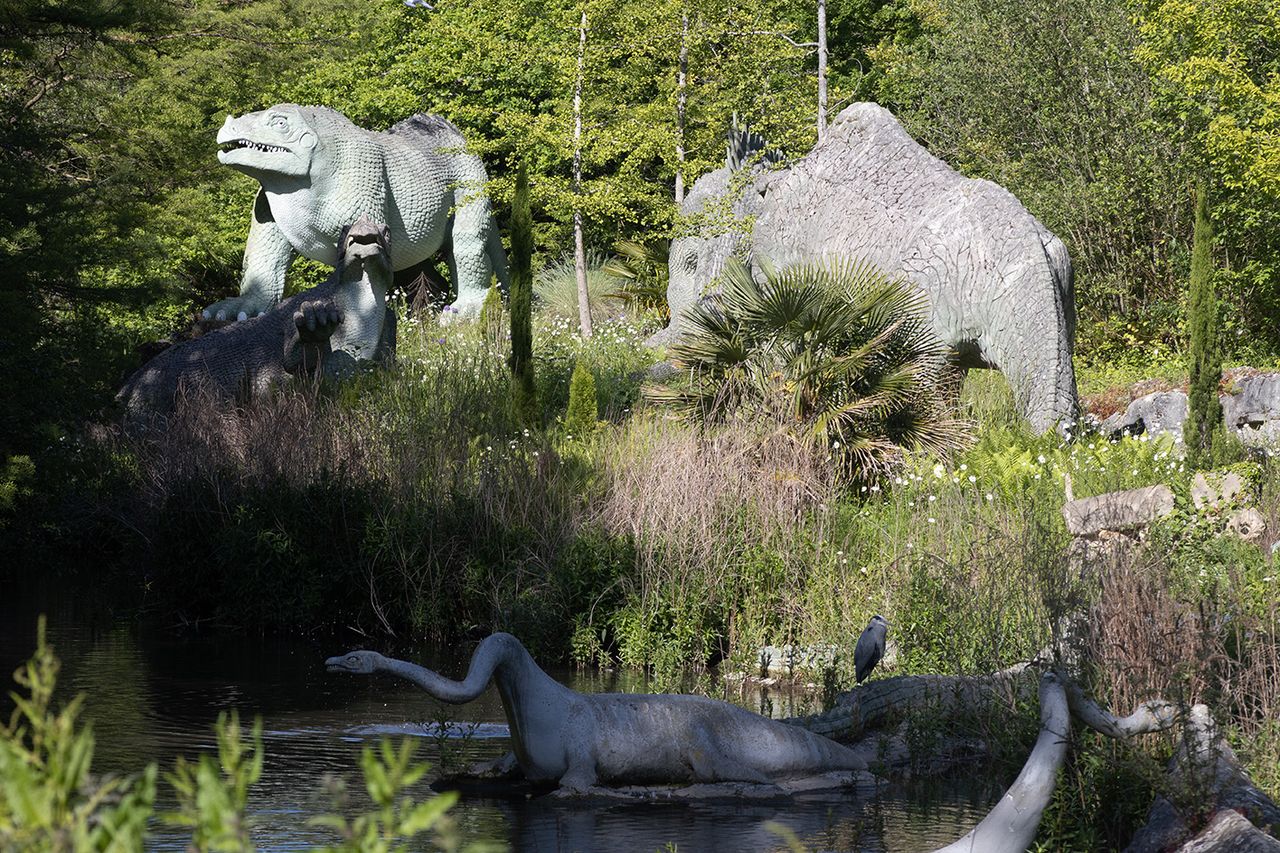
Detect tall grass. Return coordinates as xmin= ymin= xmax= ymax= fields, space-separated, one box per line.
xmin=533 ymin=250 xmax=628 ymax=326
xmin=111 ymin=316 xmax=600 ymax=650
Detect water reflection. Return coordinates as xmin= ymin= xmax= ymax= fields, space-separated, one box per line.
xmin=0 ymin=588 xmax=1002 ymax=851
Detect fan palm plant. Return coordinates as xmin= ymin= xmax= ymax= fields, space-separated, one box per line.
xmin=602 ymin=240 xmax=670 ymax=318
xmin=647 ymin=258 xmax=968 ymax=484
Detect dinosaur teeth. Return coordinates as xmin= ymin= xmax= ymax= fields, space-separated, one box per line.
xmin=221 ymin=140 xmax=286 ymax=153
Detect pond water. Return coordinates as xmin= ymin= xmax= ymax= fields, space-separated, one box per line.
xmin=0 ymin=588 xmax=1005 ymax=852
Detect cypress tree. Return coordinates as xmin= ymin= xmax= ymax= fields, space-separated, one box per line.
xmin=508 ymin=163 xmax=539 ymax=425
xmin=1186 ymin=179 xmax=1220 ymax=468
xmin=565 ymin=358 xmax=598 ymax=438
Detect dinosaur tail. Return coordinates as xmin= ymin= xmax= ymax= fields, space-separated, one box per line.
xmin=487 ymin=221 xmax=511 ymax=295
xmin=1037 ymin=222 xmax=1075 ymax=348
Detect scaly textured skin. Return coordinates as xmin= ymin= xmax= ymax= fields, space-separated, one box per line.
xmin=326 ymin=633 xmax=867 ymax=792
xmin=661 ymin=103 xmax=1079 ymax=434
xmin=207 ymin=105 xmax=508 ymax=322
xmin=119 ymin=221 xmax=394 ymax=415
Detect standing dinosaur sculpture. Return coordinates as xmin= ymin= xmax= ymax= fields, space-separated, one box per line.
xmin=205 ymin=104 xmax=507 ymax=323
xmin=326 ymin=633 xmax=867 ymax=792
xmin=119 ymin=220 xmax=393 ymax=415
xmin=660 ymin=103 xmax=1079 ymax=434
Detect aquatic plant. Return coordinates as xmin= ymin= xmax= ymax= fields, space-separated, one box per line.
xmin=0 ymin=616 xmax=156 ymax=851
xmin=0 ymin=622 xmax=491 ymax=852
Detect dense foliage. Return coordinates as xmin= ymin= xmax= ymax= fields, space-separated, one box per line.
xmin=5 ymin=0 xmax=1280 ymax=459
xmin=4 ymin=0 xmax=1280 ymax=847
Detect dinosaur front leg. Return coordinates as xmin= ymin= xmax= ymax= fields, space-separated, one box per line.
xmin=325 ymin=274 xmax=386 ymax=380
xmin=979 ymin=276 xmax=1079 ymax=435
xmin=441 ymin=190 xmax=498 ymax=324
xmin=203 ymin=190 xmax=295 ymax=322
xmin=284 ymin=298 xmax=343 ymax=376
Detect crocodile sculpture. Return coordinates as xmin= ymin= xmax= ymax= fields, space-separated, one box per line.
xmin=204 ymin=104 xmax=507 ymax=322
xmin=119 ymin=220 xmax=394 ymax=415
xmin=660 ymin=103 xmax=1079 ymax=434
xmin=326 ymin=633 xmax=867 ymax=792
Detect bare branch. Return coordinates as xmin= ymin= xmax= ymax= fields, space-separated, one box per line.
xmin=724 ymin=29 xmax=818 ymax=50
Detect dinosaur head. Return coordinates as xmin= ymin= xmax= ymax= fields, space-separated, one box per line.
xmin=217 ymin=104 xmax=318 ymax=180
xmin=338 ymin=219 xmax=392 ymax=278
xmin=667 ymin=122 xmax=778 ymax=324
xmin=668 ymin=168 xmax=755 ymax=318
xmin=326 ymin=650 xmax=384 ymax=675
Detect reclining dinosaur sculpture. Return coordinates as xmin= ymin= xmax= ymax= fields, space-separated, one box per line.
xmin=118 ymin=220 xmax=393 ymax=415
xmin=326 ymin=633 xmax=867 ymax=792
xmin=205 ymin=104 xmax=507 ymax=322
xmin=661 ymin=103 xmax=1079 ymax=434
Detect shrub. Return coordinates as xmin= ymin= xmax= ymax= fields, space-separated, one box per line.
xmin=564 ymin=359 xmax=598 ymax=438
xmin=0 ymin=616 xmax=156 ymax=850
xmin=601 ymin=239 xmax=670 ymax=318
xmin=0 ymin=454 xmax=34 ymax=522
xmin=534 ymin=250 xmax=626 ymax=325
xmin=165 ymin=711 xmax=261 ymax=850
xmin=648 ymin=258 xmax=968 ymax=485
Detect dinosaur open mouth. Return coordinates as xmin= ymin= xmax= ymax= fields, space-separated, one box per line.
xmin=220 ymin=139 xmax=289 ymax=154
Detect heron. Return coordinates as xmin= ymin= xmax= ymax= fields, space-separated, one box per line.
xmin=854 ymin=615 xmax=888 ymax=684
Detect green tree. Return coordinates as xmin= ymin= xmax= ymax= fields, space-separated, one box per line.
xmin=1134 ymin=0 xmax=1280 ymax=352
xmin=321 ymin=0 xmax=825 ymax=256
xmin=565 ymin=359 xmax=599 ymax=438
xmin=1185 ymin=180 xmax=1219 ymax=466
xmin=508 ymin=164 xmax=539 ymax=426
xmin=871 ymin=0 xmax=1189 ymax=351
xmin=0 ymin=0 xmax=180 ymax=454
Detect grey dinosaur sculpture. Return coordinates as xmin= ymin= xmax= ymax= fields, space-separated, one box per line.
xmin=661 ymin=103 xmax=1079 ymax=434
xmin=119 ymin=220 xmax=393 ymax=414
xmin=206 ymin=103 xmax=507 ymax=323
xmin=326 ymin=633 xmax=867 ymax=792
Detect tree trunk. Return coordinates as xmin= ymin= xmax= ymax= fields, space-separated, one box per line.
xmin=816 ymin=0 xmax=827 ymax=140
xmin=675 ymin=10 xmax=688 ymax=204
xmin=573 ymin=7 xmax=593 ymax=339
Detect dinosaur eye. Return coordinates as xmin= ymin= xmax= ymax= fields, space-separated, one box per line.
xmin=268 ymin=115 xmax=288 ymax=129
xmin=348 ymin=655 xmax=358 ymax=664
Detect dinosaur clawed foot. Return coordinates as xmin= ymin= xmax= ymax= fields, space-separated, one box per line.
xmin=201 ymin=295 xmax=273 ymax=323
xmin=294 ymin=298 xmax=344 ymax=342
